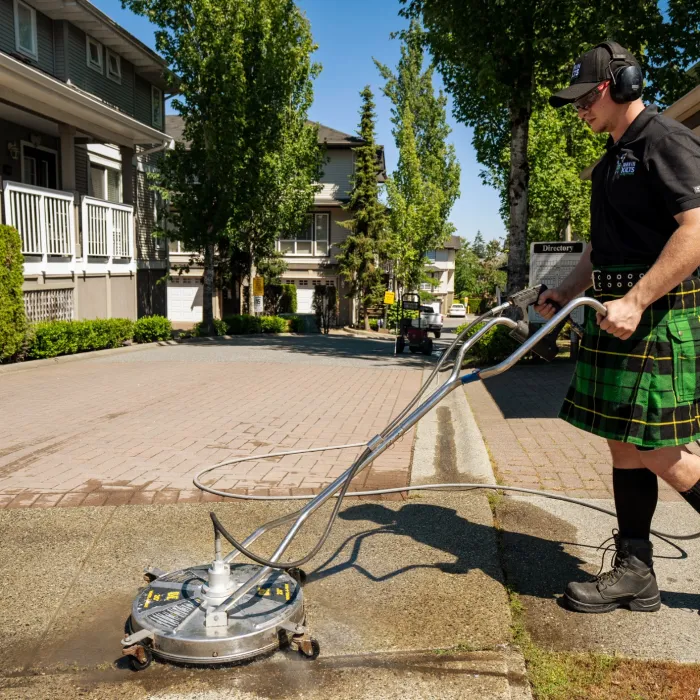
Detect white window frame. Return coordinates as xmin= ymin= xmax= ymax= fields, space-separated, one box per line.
xmin=278 ymin=212 xmax=330 ymax=257
xmin=14 ymin=0 xmax=38 ymax=60
xmin=86 ymin=35 xmax=103 ymax=73
xmin=151 ymin=85 xmax=163 ymax=128
xmin=106 ymin=48 xmax=121 ymax=83
xmin=20 ymin=141 xmax=59 ymax=189
xmin=88 ymin=152 xmax=122 ymax=203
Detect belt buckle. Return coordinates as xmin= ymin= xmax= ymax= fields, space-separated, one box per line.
xmin=592 ymin=270 xmax=602 ymax=293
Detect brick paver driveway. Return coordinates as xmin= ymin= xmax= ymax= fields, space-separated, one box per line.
xmin=465 ymin=360 xmax=681 ymax=501
xmin=0 ymin=336 xmax=425 ymax=508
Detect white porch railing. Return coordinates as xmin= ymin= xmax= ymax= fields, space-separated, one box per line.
xmin=81 ymin=197 xmax=134 ymax=259
xmin=2 ymin=181 xmax=75 ymax=256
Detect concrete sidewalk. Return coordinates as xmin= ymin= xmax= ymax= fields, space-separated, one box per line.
xmin=0 ymin=497 xmax=526 ymax=699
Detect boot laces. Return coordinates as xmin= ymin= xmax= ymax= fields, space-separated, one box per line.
xmin=593 ymin=531 xmax=629 ymax=588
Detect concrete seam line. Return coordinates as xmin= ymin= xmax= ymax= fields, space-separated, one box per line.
xmin=22 ymin=505 xmax=118 ymax=672
xmin=0 ymin=340 xmax=176 ymax=376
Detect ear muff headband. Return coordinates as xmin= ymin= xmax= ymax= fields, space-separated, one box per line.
xmin=595 ymin=41 xmax=643 ymax=104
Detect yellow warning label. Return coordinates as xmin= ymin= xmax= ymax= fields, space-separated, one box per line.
xmin=253 ymin=277 xmax=265 ymax=296
xmin=384 ymin=291 xmax=395 ymax=305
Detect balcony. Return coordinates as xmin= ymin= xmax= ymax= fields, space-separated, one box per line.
xmin=2 ymin=180 xmax=135 ymax=276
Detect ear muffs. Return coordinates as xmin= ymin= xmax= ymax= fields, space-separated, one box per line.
xmin=596 ymin=41 xmax=643 ymax=104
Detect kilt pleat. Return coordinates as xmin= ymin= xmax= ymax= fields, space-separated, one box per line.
xmin=560 ymin=268 xmax=700 ymax=448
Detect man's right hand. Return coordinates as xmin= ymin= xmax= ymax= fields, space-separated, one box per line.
xmin=534 ymin=288 xmax=569 ymax=320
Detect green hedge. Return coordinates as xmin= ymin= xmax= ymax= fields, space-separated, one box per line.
xmin=289 ymin=316 xmax=305 ymax=333
xmin=133 ymin=315 xmax=172 ymax=343
xmin=221 ymin=315 xmax=261 ymax=334
xmin=0 ymin=225 xmax=26 ymax=361
xmin=260 ymin=315 xmax=287 ymax=333
xmin=28 ymin=318 xmax=134 ymax=359
xmin=456 ymin=321 xmax=519 ymax=365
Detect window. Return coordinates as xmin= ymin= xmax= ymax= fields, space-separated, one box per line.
xmin=86 ymin=36 xmax=103 ymax=73
xmin=90 ymin=164 xmax=122 ymax=203
xmin=426 ymin=250 xmax=436 ymax=262
xmin=106 ymin=49 xmax=121 ymax=83
xmin=278 ymin=213 xmax=330 ymax=256
xmin=151 ymin=86 xmax=163 ymax=128
xmin=14 ymin=0 xmax=37 ymax=59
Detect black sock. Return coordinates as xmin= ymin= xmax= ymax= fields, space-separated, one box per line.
xmin=613 ymin=467 xmax=658 ymax=541
xmin=681 ymin=478 xmax=700 ymax=515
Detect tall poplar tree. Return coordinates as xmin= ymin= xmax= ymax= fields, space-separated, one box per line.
xmin=336 ymin=87 xmax=388 ymax=329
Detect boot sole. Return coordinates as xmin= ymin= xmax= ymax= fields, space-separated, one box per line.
xmin=564 ymin=592 xmax=661 ymax=614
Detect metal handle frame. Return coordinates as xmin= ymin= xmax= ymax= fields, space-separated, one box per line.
xmin=208 ymin=296 xmax=606 ymax=619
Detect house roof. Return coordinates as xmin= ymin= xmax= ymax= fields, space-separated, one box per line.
xmin=1 ymin=52 xmax=171 ymax=146
xmin=443 ymin=235 xmax=462 ymax=250
xmin=26 ymin=0 xmax=170 ymax=89
xmin=313 ymin=123 xmax=364 ymax=146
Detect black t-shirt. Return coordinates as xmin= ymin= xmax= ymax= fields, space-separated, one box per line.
xmin=590 ymin=105 xmax=700 ymax=267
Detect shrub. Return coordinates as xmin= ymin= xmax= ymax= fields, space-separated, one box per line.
xmin=263 ymin=283 xmax=297 ymax=315
xmin=222 ymin=315 xmax=261 ymax=334
xmin=455 ymin=321 xmax=519 ymax=365
xmin=313 ymin=285 xmax=338 ymax=334
xmin=369 ymin=319 xmax=379 ymax=331
xmin=289 ymin=316 xmax=305 ymax=333
xmin=260 ymin=315 xmax=287 ymax=333
xmin=28 ymin=318 xmax=134 ymax=359
xmin=0 ymin=225 xmax=26 ymax=361
xmin=192 ymin=318 xmax=228 ymax=336
xmin=133 ymin=315 xmax=172 ymax=343
xmin=386 ymin=301 xmax=417 ymax=331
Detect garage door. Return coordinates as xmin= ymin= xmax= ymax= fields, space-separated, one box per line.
xmin=296 ymin=286 xmax=314 ymax=314
xmin=167 ymin=278 xmax=203 ymax=322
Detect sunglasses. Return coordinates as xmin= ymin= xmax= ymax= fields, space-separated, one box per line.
xmin=573 ymin=81 xmax=609 ymax=111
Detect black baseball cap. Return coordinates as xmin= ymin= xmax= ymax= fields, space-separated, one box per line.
xmin=549 ymin=42 xmax=640 ymax=108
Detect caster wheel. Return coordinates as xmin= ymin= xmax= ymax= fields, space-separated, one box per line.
xmin=286 ymin=567 xmax=307 ymax=586
xmin=127 ymin=645 xmax=153 ymax=671
xmin=299 ymin=638 xmax=320 ymax=660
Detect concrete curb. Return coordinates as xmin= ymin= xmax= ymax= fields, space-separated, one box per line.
xmin=0 ymin=340 xmax=176 ymax=376
xmin=341 ymin=326 xmax=396 ymax=342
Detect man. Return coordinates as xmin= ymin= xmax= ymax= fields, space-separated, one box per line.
xmin=536 ymin=41 xmax=700 ymax=613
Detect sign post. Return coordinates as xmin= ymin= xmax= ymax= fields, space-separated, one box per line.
xmin=529 ymin=241 xmax=585 ymax=358
xmin=253 ymin=277 xmax=264 ymax=316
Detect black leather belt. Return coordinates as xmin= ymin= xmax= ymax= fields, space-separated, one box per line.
xmin=592 ymin=269 xmax=646 ymax=293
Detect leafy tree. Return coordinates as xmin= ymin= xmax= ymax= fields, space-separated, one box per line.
xmin=124 ymin=0 xmax=322 ymax=332
xmin=336 ymin=87 xmax=388 ymax=329
xmin=0 ymin=225 xmax=26 ymax=361
xmin=470 ymin=231 xmax=487 ymax=259
xmin=400 ymin=0 xmax=700 ymax=292
xmin=376 ymin=19 xmax=460 ymax=292
xmin=454 ymin=237 xmax=506 ymax=301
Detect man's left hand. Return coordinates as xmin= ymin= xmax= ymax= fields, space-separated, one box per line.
xmin=596 ymin=297 xmax=644 ymax=340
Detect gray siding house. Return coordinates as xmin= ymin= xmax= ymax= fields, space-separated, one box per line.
xmin=164 ymin=118 xmax=386 ymax=328
xmin=0 ymin=0 xmax=173 ymax=322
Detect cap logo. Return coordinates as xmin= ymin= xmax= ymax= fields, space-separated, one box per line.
xmin=572 ymin=63 xmax=581 ymax=79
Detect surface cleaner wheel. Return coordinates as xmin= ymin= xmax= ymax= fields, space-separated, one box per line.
xmin=128 ymin=563 xmax=305 ymax=665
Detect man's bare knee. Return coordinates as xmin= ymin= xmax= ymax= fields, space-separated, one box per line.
xmin=607 ymin=439 xmax=645 ymax=469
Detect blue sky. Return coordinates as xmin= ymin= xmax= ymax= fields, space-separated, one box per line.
xmin=91 ymin=0 xmax=506 ymax=244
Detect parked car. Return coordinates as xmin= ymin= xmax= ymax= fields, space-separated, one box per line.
xmin=412 ymin=305 xmax=443 ymax=338
xmin=448 ymin=303 xmax=467 ymax=317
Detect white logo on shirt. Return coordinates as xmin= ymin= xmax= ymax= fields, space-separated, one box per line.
xmin=572 ymin=63 xmax=581 ymax=79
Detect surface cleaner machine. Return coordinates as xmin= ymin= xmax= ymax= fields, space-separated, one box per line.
xmin=120 ymin=287 xmax=696 ymax=670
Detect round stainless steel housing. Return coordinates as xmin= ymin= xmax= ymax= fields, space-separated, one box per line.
xmin=128 ymin=563 xmax=304 ymax=664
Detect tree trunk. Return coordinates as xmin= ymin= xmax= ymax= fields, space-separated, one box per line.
xmin=247 ymin=241 xmax=256 ymax=318
xmin=364 ymin=304 xmax=370 ymax=331
xmin=506 ymin=100 xmax=531 ymax=294
xmin=202 ymin=243 xmax=215 ymax=334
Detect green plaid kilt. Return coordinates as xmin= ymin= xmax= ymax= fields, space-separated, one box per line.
xmin=560 ymin=266 xmax=700 ymax=448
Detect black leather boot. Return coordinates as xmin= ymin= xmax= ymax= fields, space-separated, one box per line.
xmin=564 ymin=534 xmax=660 ymax=613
